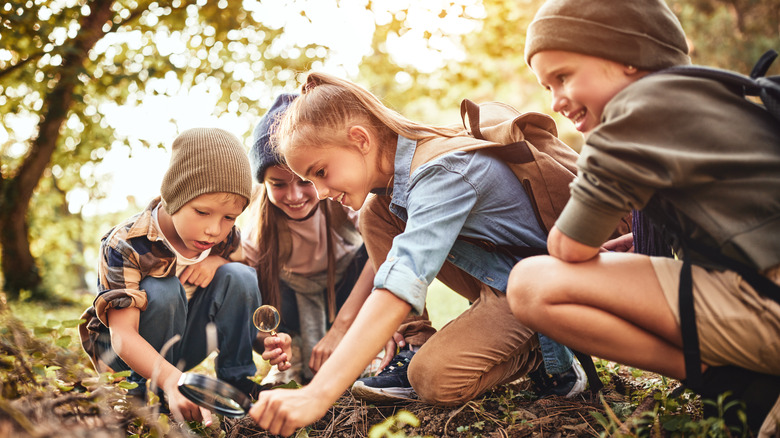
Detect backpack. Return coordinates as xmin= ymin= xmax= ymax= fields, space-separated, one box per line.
xmin=413 ymin=100 xmax=610 ymax=394
xmin=651 ymin=49 xmax=780 ymax=429
xmin=662 ymin=49 xmax=780 ymax=122
xmin=413 ymin=100 xmax=579 ymax=236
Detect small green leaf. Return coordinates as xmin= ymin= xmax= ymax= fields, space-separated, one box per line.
xmin=395 ymin=410 xmax=420 ymax=427
xmin=274 ymin=380 xmax=302 ymax=389
xmin=111 ymin=370 xmax=133 ymax=379
xmin=55 ymin=335 xmax=72 ymax=348
xmin=34 ymin=327 xmax=53 ymax=336
xmin=61 ymin=319 xmax=85 ymax=328
xmin=118 ymin=381 xmax=138 ymax=389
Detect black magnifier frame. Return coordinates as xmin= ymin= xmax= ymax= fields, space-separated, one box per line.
xmin=177 ymin=372 xmax=252 ymax=418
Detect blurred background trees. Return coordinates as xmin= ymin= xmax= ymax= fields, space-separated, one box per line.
xmin=1 ymin=0 xmax=778 ymax=303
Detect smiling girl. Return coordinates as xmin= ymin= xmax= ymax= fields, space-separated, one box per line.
xmin=242 ymin=93 xmax=374 ymax=384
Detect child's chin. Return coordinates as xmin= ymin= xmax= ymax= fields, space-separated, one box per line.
xmin=285 ymin=206 xmax=316 ymax=219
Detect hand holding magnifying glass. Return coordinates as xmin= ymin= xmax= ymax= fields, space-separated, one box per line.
xmin=253 ymin=304 xmax=292 ymax=370
xmin=178 ymin=305 xmax=285 ymax=418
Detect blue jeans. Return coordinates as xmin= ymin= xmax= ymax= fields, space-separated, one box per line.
xmin=539 ymin=334 xmax=573 ymax=375
xmin=98 ymin=262 xmax=262 ymax=386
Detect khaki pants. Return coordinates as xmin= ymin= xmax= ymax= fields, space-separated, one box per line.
xmin=360 ymin=195 xmax=542 ymax=405
xmin=652 ymin=258 xmax=780 ymax=437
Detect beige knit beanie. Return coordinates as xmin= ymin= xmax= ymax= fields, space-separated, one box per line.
xmin=161 ymin=128 xmax=252 ymax=215
xmin=525 ymin=0 xmax=690 ymax=71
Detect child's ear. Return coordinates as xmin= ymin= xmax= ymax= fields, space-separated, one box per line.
xmin=347 ymin=126 xmax=372 ymax=154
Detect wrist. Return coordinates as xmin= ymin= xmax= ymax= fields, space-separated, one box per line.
xmin=329 ymin=319 xmax=349 ymax=335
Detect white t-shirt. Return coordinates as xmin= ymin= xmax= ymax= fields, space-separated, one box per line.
xmin=152 ymin=204 xmax=210 ymax=299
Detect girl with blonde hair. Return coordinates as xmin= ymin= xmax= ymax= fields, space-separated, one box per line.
xmin=248 ymin=72 xmax=585 ymax=435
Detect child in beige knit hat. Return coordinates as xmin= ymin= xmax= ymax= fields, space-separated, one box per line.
xmin=79 ymin=128 xmax=265 ymax=426
xmin=508 ymin=0 xmax=780 ymax=436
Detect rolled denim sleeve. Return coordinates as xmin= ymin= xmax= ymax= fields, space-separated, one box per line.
xmin=373 ymin=161 xmax=477 ymax=314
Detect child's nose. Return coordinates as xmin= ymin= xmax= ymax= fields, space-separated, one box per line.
xmin=205 ymin=219 xmax=221 ymax=236
xmin=287 ymin=185 xmax=304 ymax=201
xmin=551 ymin=90 xmax=568 ymax=113
xmin=316 ymin=186 xmax=329 ymax=200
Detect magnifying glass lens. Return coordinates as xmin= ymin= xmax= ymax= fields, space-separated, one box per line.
xmin=177 ymin=373 xmax=252 ymax=418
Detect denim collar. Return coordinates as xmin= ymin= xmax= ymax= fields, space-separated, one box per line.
xmin=370 ymin=135 xmax=415 ymax=220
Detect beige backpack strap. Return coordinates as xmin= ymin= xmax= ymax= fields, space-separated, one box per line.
xmin=411 ymin=100 xmax=578 ymax=234
xmin=411 ymin=134 xmax=500 ymax=173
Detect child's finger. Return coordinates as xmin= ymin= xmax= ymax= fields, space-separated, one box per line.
xmin=178 ymin=267 xmax=191 ymax=284
xmin=200 ymin=407 xmax=212 ymax=427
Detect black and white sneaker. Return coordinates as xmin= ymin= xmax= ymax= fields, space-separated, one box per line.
xmin=351 ymin=348 xmax=416 ymax=402
xmin=531 ymin=358 xmax=587 ymax=398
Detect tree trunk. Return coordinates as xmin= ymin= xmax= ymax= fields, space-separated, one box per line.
xmin=0 ymin=0 xmax=116 ymax=298
xmin=0 ymin=185 xmax=41 ymax=299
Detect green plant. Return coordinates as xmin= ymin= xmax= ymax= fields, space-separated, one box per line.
xmin=369 ymin=410 xmax=432 ymax=438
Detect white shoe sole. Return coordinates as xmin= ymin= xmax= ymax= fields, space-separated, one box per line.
xmin=350 ymin=381 xmax=416 ymax=403
xmin=564 ymin=358 xmax=588 ymax=398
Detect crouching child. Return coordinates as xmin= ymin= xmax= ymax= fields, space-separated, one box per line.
xmin=79 ymin=128 xmax=264 ymax=424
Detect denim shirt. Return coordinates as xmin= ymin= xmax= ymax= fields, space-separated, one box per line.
xmin=373 ymin=136 xmax=546 ymax=315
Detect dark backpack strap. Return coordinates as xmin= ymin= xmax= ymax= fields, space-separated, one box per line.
xmin=661 ymin=49 xmax=780 ymax=122
xmin=572 ymin=350 xmax=604 ymax=394
xmin=678 ymin=248 xmax=703 ymax=390
xmin=749 ymin=49 xmax=778 ymax=78
xmin=684 ymin=238 xmax=780 ymax=304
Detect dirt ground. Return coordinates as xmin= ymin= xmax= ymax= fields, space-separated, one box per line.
xmin=220 ymin=371 xmax=681 ymax=438
xmin=0 ymin=312 xmax=697 ymax=438
xmin=0 ymin=370 xmax=672 ymax=438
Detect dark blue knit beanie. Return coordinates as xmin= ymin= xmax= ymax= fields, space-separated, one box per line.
xmin=250 ymin=93 xmax=299 ymax=183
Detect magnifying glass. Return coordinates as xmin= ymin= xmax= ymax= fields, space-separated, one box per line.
xmin=252 ymin=304 xmax=289 ymax=368
xmin=176 ymin=305 xmax=283 ymax=417
xmin=252 ymin=304 xmax=281 ymax=334
xmin=177 ymin=372 xmax=252 ymax=417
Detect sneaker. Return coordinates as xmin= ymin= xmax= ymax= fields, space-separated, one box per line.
xmin=351 ymin=348 xmax=416 ymax=402
xmin=530 ymin=358 xmax=587 ymax=398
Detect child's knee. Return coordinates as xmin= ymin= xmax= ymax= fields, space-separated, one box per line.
xmin=139 ymin=276 xmax=185 ymax=316
xmin=408 ymin=352 xmax=475 ymax=405
xmin=507 ymin=256 xmax=554 ymax=316
xmin=213 ymin=262 xmax=261 ymax=306
xmin=215 ymin=262 xmax=258 ymax=289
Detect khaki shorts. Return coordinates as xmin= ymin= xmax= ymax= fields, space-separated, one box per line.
xmin=651 ymin=257 xmax=780 ymax=375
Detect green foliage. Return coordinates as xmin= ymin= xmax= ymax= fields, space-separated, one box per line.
xmin=669 ymin=0 xmax=780 ymax=75
xmin=368 ymin=409 xmax=431 ymax=438
xmin=1 ymin=0 xmax=328 ymax=298
xmin=591 ymin=381 xmax=749 ymax=438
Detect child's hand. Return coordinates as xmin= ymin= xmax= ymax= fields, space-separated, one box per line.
xmin=166 ymin=385 xmax=213 ymax=427
xmin=601 ymin=233 xmax=634 ymax=253
xmin=262 ymin=332 xmax=293 ymax=371
xmin=309 ymin=325 xmax=346 ymax=372
xmin=249 ymin=385 xmax=333 ymax=436
xmin=377 ymin=331 xmax=407 ymax=372
xmin=179 ymin=256 xmax=226 ymax=287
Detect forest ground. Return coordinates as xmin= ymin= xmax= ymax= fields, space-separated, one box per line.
xmin=0 ymin=293 xmax=744 ymax=438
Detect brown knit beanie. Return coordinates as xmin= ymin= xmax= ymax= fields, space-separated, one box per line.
xmin=160 ymin=128 xmax=252 ymax=215
xmin=525 ymin=0 xmax=690 ymax=71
